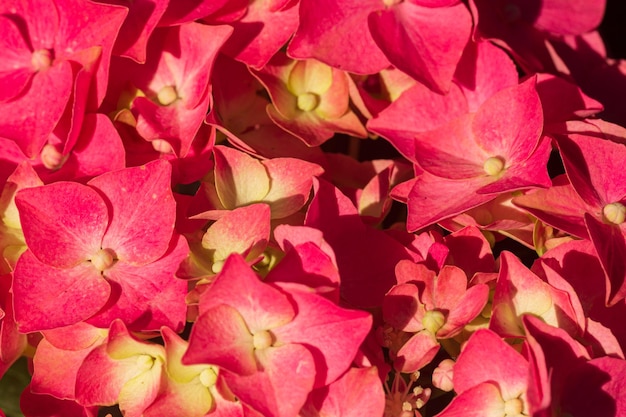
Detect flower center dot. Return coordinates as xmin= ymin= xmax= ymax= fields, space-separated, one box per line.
xmin=253 ymin=330 xmax=274 ymax=350
xmin=603 ymin=202 xmax=626 ymax=225
xmin=32 ymin=49 xmax=53 ymax=71
xmin=422 ymin=310 xmax=445 ymax=335
xmin=483 ymin=156 xmax=506 ymax=176
xmin=297 ymin=92 xmax=320 ymax=112
xmin=157 ymin=85 xmax=178 ymax=105
xmin=91 ymin=248 xmax=116 ymax=271
xmin=503 ymin=397 xmax=524 ymax=416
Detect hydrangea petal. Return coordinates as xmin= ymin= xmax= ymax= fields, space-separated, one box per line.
xmin=15 ymin=181 xmax=108 ymax=268
xmin=89 ymin=160 xmax=176 ymax=265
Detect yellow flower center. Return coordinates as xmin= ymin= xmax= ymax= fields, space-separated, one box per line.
xmin=603 ymin=202 xmax=626 ymax=225
xmin=503 ymin=397 xmax=525 ymax=416
xmin=296 ymin=92 xmax=320 ymax=112
xmin=253 ymin=330 xmax=274 ymax=350
xmin=422 ymin=310 xmax=445 ymax=335
xmin=31 ymin=49 xmax=53 ymax=71
xmin=91 ymin=248 xmax=116 ymax=271
xmin=157 ymin=85 xmax=178 ymax=105
xmin=483 ymin=156 xmax=506 ymax=177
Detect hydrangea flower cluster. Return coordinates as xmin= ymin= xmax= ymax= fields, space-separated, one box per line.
xmin=0 ymin=0 xmax=625 ymax=416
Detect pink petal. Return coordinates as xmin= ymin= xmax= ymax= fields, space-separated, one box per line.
xmin=213 ymin=146 xmax=271 ymax=209
xmin=439 ymin=283 xmax=489 ymax=338
xmin=395 ymin=330 xmax=440 ymax=373
xmin=202 ymin=203 xmax=270 ymax=264
xmin=287 ymin=0 xmax=390 ymax=74
xmin=305 ymin=179 xmax=412 ymax=307
xmin=222 ymin=0 xmax=299 ymax=69
xmin=112 ymin=0 xmax=170 ymax=63
xmin=476 ymin=134 xmax=552 ymax=194
xmin=15 ymin=181 xmax=108 ymax=268
xmin=184 ymin=303 xmax=256 ymax=376
xmin=133 ymin=93 xmax=210 ymax=158
xmin=533 ymin=0 xmax=606 ymax=36
xmin=198 ymin=254 xmax=296 ymax=331
xmin=561 ymin=356 xmax=626 ymax=417
xmin=262 ymin=158 xmax=324 ymax=218
xmin=13 ymin=251 xmax=110 ymax=333
xmin=405 ymin=172 xmax=495 ymax=232
xmin=368 ymin=1 xmax=471 ymax=93
xmin=413 ymin=113 xmax=487 ymax=179
xmin=471 ymin=77 xmax=543 ymax=163
xmin=383 ymin=283 xmax=423 ymax=333
xmin=89 ymin=160 xmax=176 ymax=265
xmin=454 ymin=40 xmax=518 ymax=112
xmin=0 ymin=61 xmax=74 ymax=158
xmin=512 ymin=174 xmax=592 ymax=239
xmin=38 ymin=113 xmax=126 ymax=183
xmin=436 ymin=382 xmax=506 ymax=417
xmin=302 ymin=367 xmax=385 ymax=417
xmin=86 ymin=234 xmax=189 ymax=332
xmin=585 ymin=213 xmax=626 ymax=306
xmin=271 ymin=289 xmax=372 ymax=387
xmin=453 ymin=328 xmax=528 ymax=399
xmin=557 ymin=134 xmax=626 ymax=207
xmin=222 ymin=344 xmax=316 ymax=417
xmin=0 ymin=15 xmax=34 ymax=102
xmin=367 ymin=82 xmax=468 ymax=162
xmin=54 ymin=0 xmax=128 ymax=106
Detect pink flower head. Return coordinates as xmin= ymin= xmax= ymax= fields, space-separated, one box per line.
xmin=251 ymin=53 xmax=368 ymax=146
xmin=0 ymin=0 xmax=127 ymax=158
xmin=13 ymin=160 xmax=189 ymax=332
xmin=404 ymin=77 xmax=551 ymax=231
xmin=195 ymin=145 xmax=324 ymax=220
xmin=436 ymin=328 xmax=530 ymax=417
xmin=183 ymin=254 xmax=372 ymax=417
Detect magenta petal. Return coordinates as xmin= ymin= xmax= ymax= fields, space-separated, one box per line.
xmin=369 ymin=2 xmax=471 ymax=93
xmin=471 ymin=77 xmax=543 ymax=162
xmin=288 ymin=0 xmax=389 ymax=74
xmin=303 ymin=367 xmax=385 ymax=417
xmin=406 ymin=172 xmax=494 ymax=232
xmin=272 ymin=289 xmax=372 ymax=388
xmin=395 ymin=330 xmax=440 ymax=373
xmin=436 ymin=382 xmax=506 ymax=417
xmin=198 ymin=254 xmax=296 ymax=331
xmin=184 ymin=304 xmax=255 ymax=375
xmin=15 ymin=181 xmax=108 ymax=268
xmin=561 ymin=356 xmax=626 ymax=417
xmin=87 ymin=235 xmax=189 ymax=332
xmin=454 ymin=329 xmax=528 ymax=398
xmin=13 ymin=251 xmax=110 ymax=333
xmin=440 ymin=284 xmax=489 ymax=338
xmin=557 ymin=134 xmax=626 ymax=207
xmin=89 ymin=160 xmax=176 ymax=265
xmin=112 ymin=0 xmax=170 ymax=63
xmin=585 ymin=213 xmax=626 ymax=306
xmin=222 ymin=0 xmax=299 ymax=69
xmin=476 ymin=135 xmax=553 ymax=194
xmin=413 ymin=114 xmax=487 ymax=179
xmin=367 ymin=81 xmax=468 ymax=162
xmin=133 ymin=94 xmax=209 ymax=158
xmin=0 ymin=15 xmax=34 ymax=102
xmin=0 ymin=61 xmax=74 ymax=158
xmin=512 ymin=175 xmax=592 ymax=239
xmin=39 ymin=113 xmax=126 ymax=183
xmin=223 ymin=344 xmax=316 ymax=417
